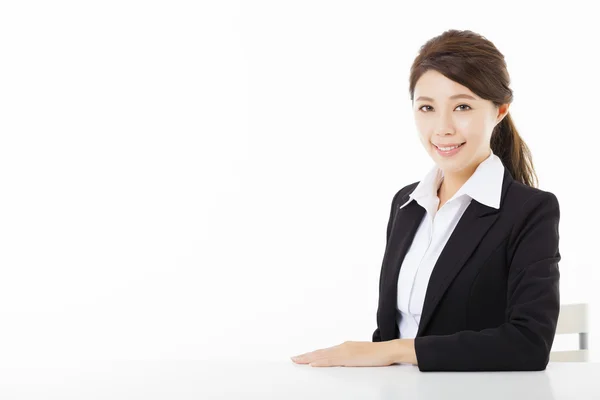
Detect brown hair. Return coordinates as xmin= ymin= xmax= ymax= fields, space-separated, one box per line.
xmin=408 ymin=29 xmax=538 ymax=188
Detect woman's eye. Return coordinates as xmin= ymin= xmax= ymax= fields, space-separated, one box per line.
xmin=418 ymin=104 xmax=471 ymax=112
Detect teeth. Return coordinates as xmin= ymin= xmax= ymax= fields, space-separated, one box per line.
xmin=438 ymin=144 xmax=461 ymax=151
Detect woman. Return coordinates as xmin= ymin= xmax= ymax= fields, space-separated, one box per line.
xmin=291 ymin=29 xmax=561 ymax=372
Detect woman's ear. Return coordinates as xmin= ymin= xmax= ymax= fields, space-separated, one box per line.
xmin=496 ymin=103 xmax=510 ymax=125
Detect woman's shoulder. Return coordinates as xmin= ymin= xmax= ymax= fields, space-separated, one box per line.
xmin=506 ymin=180 xmax=560 ymax=211
xmin=504 ymin=181 xmax=561 ymax=257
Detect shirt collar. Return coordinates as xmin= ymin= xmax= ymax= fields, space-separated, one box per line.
xmin=399 ymin=150 xmax=505 ymax=210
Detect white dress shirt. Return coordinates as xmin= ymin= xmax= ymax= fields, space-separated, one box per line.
xmin=396 ymin=150 xmax=505 ymax=338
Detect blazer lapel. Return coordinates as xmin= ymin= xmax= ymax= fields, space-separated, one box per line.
xmin=415 ymin=167 xmax=514 ymax=337
xmin=378 ymin=189 xmax=425 ymax=341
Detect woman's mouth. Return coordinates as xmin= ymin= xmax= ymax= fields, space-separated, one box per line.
xmin=434 ymin=142 xmax=466 ymax=157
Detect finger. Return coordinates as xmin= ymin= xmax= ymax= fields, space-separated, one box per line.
xmin=291 ymin=350 xmax=312 ymax=363
xmin=292 ymin=348 xmax=322 ymax=359
xmin=291 ymin=355 xmax=310 ymax=364
xmin=294 ymin=348 xmax=329 ymax=362
xmin=310 ymin=351 xmax=342 ymax=365
xmin=293 ymin=354 xmax=319 ymax=364
xmin=310 ymin=358 xmax=336 ymax=367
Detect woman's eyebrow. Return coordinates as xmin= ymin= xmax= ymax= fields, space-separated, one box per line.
xmin=415 ymin=94 xmax=478 ymax=102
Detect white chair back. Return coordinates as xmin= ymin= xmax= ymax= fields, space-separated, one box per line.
xmin=550 ymin=303 xmax=589 ymax=362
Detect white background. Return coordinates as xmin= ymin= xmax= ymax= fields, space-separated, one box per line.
xmin=0 ymin=0 xmax=597 ymax=367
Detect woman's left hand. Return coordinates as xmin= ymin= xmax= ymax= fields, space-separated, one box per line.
xmin=290 ymin=340 xmax=400 ymax=367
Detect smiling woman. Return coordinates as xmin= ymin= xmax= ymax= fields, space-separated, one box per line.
xmin=292 ymin=29 xmax=561 ymax=372
xmin=410 ymin=67 xmax=516 ymax=208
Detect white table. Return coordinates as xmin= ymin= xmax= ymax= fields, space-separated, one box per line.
xmin=1 ymin=360 xmax=599 ymax=399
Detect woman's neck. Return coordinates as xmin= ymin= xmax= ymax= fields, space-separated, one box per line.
xmin=437 ymin=149 xmax=492 ymax=204
xmin=437 ymin=165 xmax=477 ymax=208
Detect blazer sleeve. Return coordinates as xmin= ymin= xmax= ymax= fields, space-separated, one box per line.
xmin=414 ymin=191 xmax=561 ymax=371
xmin=372 ymin=189 xmax=402 ymax=342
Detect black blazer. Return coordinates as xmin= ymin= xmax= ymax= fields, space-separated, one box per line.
xmin=372 ymin=166 xmax=561 ymax=372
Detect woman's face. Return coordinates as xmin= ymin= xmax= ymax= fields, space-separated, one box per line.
xmin=412 ymin=69 xmax=509 ymax=175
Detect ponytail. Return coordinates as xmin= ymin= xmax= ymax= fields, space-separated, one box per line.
xmin=490 ymin=112 xmax=538 ymax=188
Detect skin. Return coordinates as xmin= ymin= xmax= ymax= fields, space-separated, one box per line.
xmin=290 ymin=70 xmax=510 ymax=368
xmin=414 ymin=70 xmax=509 ymax=210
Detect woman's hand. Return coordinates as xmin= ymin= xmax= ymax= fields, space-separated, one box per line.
xmin=290 ymin=339 xmax=415 ymax=367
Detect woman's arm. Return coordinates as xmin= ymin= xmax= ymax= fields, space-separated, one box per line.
xmin=390 ymin=339 xmax=418 ymax=365
xmin=412 ymin=191 xmax=561 ymax=372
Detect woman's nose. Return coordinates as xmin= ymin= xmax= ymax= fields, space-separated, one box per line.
xmin=433 ymin=112 xmax=456 ymax=136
